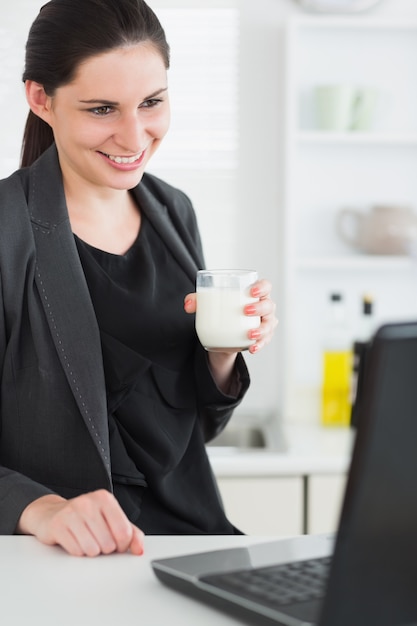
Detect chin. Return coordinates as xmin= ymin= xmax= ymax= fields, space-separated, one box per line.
xmin=108 ymin=170 xmax=146 ymax=191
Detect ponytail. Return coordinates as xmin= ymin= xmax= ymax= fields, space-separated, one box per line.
xmin=20 ymin=111 xmax=54 ymax=168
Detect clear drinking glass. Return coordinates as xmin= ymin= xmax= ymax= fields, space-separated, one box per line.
xmin=195 ymin=269 xmax=260 ymax=351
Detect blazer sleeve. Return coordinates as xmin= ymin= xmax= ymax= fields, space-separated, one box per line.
xmin=0 ymin=269 xmax=55 ymax=534
xmin=0 ymin=469 xmax=55 ymax=535
xmin=194 ymin=346 xmax=250 ymax=442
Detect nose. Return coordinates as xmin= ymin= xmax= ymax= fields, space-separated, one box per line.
xmin=114 ymin=112 xmax=147 ymax=152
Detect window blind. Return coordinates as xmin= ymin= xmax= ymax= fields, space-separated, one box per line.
xmin=149 ymin=8 xmax=239 ymax=172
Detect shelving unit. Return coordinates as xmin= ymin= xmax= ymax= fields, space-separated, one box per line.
xmin=296 ymin=256 xmax=416 ymax=271
xmin=281 ymin=16 xmax=417 ymax=423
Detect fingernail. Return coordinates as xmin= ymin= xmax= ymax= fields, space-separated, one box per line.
xmin=245 ymin=305 xmax=257 ymax=315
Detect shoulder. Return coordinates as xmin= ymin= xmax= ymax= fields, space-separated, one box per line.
xmin=0 ymin=168 xmax=30 ymax=224
xmin=0 ymin=168 xmax=35 ymax=266
xmin=0 ymin=167 xmax=29 ymax=200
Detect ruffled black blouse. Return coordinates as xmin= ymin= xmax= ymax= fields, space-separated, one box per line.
xmin=74 ymin=215 xmax=244 ymax=534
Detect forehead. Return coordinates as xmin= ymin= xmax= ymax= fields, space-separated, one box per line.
xmin=68 ymin=43 xmax=167 ymax=93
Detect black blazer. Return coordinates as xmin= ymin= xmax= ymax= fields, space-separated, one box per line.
xmin=0 ymin=145 xmax=248 ymax=534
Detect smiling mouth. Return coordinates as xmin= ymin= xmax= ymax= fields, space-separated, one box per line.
xmin=100 ymin=151 xmax=143 ymax=164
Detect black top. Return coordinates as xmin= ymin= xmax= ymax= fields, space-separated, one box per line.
xmin=75 ymin=216 xmax=242 ymax=534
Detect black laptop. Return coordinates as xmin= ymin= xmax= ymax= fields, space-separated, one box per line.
xmin=152 ymin=321 xmax=417 ymax=626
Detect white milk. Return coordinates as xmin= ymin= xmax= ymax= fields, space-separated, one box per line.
xmin=196 ymin=287 xmax=260 ymax=350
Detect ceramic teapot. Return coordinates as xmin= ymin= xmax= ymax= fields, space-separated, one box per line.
xmin=336 ymin=204 xmax=417 ymax=255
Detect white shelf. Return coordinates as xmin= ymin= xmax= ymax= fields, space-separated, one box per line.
xmin=292 ymin=16 xmax=417 ymax=31
xmin=296 ymin=256 xmax=417 ymax=271
xmin=297 ymin=131 xmax=417 ymax=146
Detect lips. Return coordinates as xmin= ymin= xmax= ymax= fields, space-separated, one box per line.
xmin=100 ymin=151 xmax=143 ymax=164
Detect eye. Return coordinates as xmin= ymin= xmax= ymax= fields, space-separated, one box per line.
xmin=89 ymin=105 xmax=114 ymax=116
xmin=140 ymin=98 xmax=163 ymax=109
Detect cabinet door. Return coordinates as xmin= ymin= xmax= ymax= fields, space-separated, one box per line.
xmin=307 ymin=473 xmax=348 ymax=534
xmin=217 ymin=477 xmax=303 ymax=536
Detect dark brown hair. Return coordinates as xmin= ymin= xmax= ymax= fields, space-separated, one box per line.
xmin=21 ymin=0 xmax=170 ymax=167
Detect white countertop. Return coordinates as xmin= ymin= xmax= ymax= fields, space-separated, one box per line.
xmin=208 ymin=422 xmax=355 ymax=478
xmin=1 ymin=535 xmax=272 ymax=626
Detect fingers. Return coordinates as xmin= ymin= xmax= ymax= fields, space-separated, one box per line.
xmin=32 ymin=490 xmax=145 ymax=557
xmin=51 ymin=524 xmax=90 ymax=558
xmin=245 ymin=279 xmax=278 ymax=354
xmin=184 ymin=292 xmax=197 ymax=314
xmin=129 ymin=525 xmax=146 ymax=555
xmin=250 ymin=278 xmax=271 ymax=300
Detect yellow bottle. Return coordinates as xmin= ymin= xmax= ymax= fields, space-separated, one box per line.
xmin=321 ymin=293 xmax=352 ymax=427
xmin=321 ymin=350 xmax=352 ymax=426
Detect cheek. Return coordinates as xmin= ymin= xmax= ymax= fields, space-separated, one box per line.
xmin=64 ymin=126 xmax=118 ymax=155
xmin=153 ymin=110 xmax=170 ymax=139
xmin=76 ymin=123 xmax=112 ymax=146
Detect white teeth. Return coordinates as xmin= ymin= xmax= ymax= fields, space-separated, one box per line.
xmin=107 ymin=153 xmax=141 ymax=164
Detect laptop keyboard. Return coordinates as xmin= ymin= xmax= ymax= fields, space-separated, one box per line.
xmin=199 ymin=556 xmax=331 ymax=610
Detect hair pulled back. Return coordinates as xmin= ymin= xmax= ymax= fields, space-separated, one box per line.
xmin=21 ymin=0 xmax=170 ymax=167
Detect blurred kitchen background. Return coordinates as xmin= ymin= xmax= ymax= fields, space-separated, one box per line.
xmin=2 ymin=0 xmax=417 ymax=535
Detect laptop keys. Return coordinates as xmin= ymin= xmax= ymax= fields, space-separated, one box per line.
xmin=200 ymin=556 xmax=332 ymax=609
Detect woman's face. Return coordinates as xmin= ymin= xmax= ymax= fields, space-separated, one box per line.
xmin=38 ymin=43 xmax=170 ymax=193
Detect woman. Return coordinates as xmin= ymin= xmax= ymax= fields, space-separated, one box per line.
xmin=0 ymin=0 xmax=277 ymax=556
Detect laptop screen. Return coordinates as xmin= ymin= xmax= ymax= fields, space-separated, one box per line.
xmin=320 ymin=321 xmax=417 ymax=626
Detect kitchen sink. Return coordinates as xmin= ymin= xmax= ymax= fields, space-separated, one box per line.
xmin=206 ymin=419 xmax=288 ymax=453
xmin=207 ymin=426 xmax=266 ymax=449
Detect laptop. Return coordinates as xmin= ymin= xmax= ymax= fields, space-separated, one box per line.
xmin=152 ymin=321 xmax=417 ymax=626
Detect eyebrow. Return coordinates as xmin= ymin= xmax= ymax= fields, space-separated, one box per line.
xmin=79 ymin=87 xmax=168 ymax=105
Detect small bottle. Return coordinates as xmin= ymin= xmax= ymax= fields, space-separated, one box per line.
xmin=350 ymin=294 xmax=374 ymax=427
xmin=321 ymin=292 xmax=352 ymax=427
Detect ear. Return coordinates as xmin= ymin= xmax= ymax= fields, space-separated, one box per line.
xmin=25 ymin=81 xmax=53 ymax=125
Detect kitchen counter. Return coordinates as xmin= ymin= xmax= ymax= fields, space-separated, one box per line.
xmin=208 ymin=422 xmax=355 ymax=478
xmin=207 ymin=422 xmax=355 ymax=535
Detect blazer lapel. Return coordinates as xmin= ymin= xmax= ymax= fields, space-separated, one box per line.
xmin=132 ymin=184 xmax=199 ymax=282
xmin=28 ymin=146 xmax=111 ymax=473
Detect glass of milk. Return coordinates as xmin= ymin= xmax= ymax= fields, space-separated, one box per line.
xmin=195 ymin=269 xmax=260 ymax=351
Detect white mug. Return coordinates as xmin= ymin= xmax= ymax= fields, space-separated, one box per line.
xmin=315 ymin=84 xmax=378 ymax=132
xmin=195 ymin=269 xmax=260 ymax=351
xmin=336 ymin=205 xmax=417 ymax=255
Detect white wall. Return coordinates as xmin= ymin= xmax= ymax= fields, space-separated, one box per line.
xmin=0 ymin=2 xmax=39 ymax=177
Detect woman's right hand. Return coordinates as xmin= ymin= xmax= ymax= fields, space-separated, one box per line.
xmin=17 ymin=490 xmax=145 ymax=557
